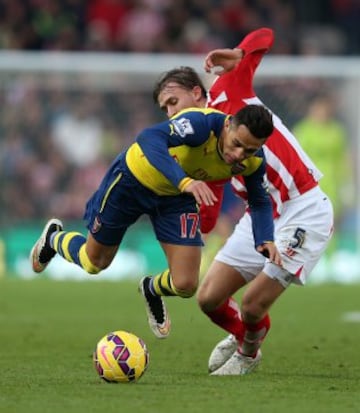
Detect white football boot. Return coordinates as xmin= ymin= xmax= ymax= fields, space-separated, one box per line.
xmin=210 ymin=349 xmax=262 ymax=376
xmin=208 ymin=335 xmax=239 ymax=373
xmin=30 ymin=218 xmax=63 ymax=273
xmin=139 ymin=276 xmax=171 ymax=338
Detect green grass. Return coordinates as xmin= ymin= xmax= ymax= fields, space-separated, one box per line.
xmin=0 ymin=278 xmax=359 ymax=413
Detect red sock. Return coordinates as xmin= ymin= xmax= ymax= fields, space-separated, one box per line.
xmin=205 ymin=299 xmax=271 ymax=358
xmin=204 ymin=297 xmax=242 ymax=336
xmin=238 ymin=313 xmax=271 ymax=357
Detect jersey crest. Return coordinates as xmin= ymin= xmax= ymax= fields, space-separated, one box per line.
xmin=231 ymin=162 xmax=246 ymax=175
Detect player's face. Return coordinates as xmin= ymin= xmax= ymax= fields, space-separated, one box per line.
xmin=158 ymin=82 xmax=204 ymax=118
xmin=220 ymin=120 xmax=266 ymax=164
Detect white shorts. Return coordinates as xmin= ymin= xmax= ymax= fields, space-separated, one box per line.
xmin=215 ymin=186 xmax=334 ymax=287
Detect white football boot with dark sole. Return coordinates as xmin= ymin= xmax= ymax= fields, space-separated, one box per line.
xmin=30 ymin=218 xmax=63 ymax=273
xmin=139 ymin=276 xmax=171 ymax=338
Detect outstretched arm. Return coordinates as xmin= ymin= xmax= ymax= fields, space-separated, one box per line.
xmin=204 ymin=48 xmax=244 ymax=75
xmin=204 ymin=27 xmax=274 ymax=75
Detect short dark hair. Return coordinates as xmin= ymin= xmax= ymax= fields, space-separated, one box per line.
xmin=232 ymin=105 xmax=274 ymax=139
xmin=152 ymin=66 xmax=207 ymax=103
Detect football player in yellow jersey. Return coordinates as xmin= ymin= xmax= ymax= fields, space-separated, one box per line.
xmin=30 ymin=104 xmax=281 ymax=339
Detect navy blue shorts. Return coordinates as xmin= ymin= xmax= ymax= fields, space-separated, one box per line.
xmin=84 ymin=154 xmax=203 ymax=247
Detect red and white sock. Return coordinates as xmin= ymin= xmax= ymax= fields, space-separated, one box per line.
xmin=238 ymin=313 xmax=271 ymax=358
xmin=204 ymin=298 xmax=271 ymax=358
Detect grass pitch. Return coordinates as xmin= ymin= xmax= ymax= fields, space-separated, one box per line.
xmin=0 ymin=278 xmax=359 ymax=413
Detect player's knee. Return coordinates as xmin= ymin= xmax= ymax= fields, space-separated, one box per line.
xmin=172 ymin=277 xmax=198 ymax=298
xmin=196 ymin=284 xmax=220 ymax=312
xmin=81 ymin=254 xmax=103 ymax=274
xmin=83 ymin=261 xmax=102 ymax=275
xmin=79 ymin=246 xmax=109 ymax=275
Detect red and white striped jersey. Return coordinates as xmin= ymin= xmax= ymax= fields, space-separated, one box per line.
xmin=207 ymin=28 xmax=322 ymax=218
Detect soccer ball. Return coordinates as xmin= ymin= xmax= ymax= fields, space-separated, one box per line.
xmin=93 ymin=330 xmax=149 ymax=383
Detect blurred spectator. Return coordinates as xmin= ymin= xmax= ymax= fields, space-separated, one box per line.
xmin=31 ymin=0 xmax=83 ymax=50
xmin=298 ymin=25 xmax=346 ymax=55
xmin=292 ymin=93 xmax=355 ymax=253
xmin=86 ymin=0 xmax=132 ymax=50
xmin=0 ymin=0 xmax=40 ymax=49
xmin=115 ymin=0 xmax=166 ymax=52
xmin=51 ymin=93 xmax=104 ymax=167
xmin=331 ymin=0 xmax=360 ymax=55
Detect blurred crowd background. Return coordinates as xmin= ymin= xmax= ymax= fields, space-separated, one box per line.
xmin=0 ymin=0 xmax=358 ymax=279
xmin=1 ymin=0 xmax=360 ymax=55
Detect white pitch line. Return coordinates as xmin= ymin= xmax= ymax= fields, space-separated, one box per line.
xmin=342 ymin=312 xmax=360 ymax=322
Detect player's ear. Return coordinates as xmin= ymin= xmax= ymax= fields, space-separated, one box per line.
xmin=224 ymin=116 xmax=232 ymax=130
xmin=192 ymin=85 xmax=204 ymax=102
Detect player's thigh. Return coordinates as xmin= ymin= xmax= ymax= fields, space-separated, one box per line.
xmin=197 ymin=260 xmax=247 ymax=310
xmin=154 ymin=194 xmax=203 ymax=290
xmin=215 ymin=213 xmax=265 ymax=281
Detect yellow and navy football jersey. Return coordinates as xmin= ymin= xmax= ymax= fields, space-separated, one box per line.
xmin=126 ymin=108 xmax=265 ymax=196
xmin=88 ymin=107 xmax=273 ymax=248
